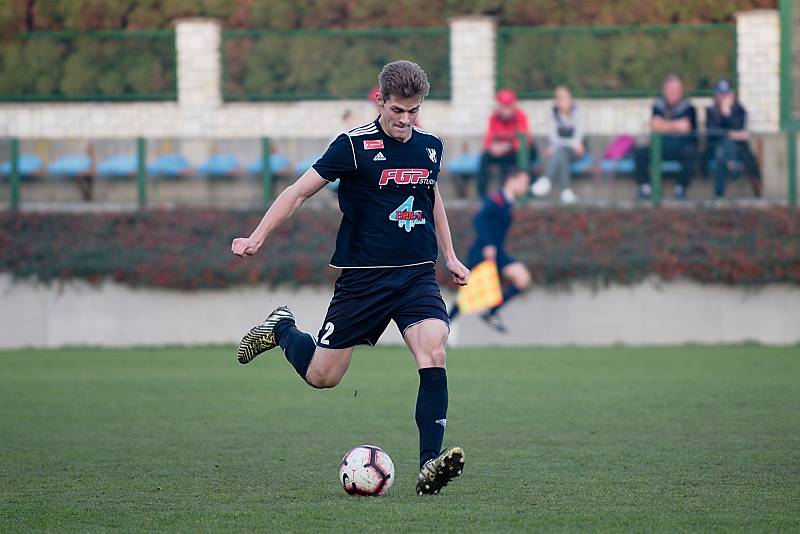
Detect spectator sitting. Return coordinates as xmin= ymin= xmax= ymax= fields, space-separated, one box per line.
xmin=705 ymin=79 xmax=762 ymax=198
xmin=634 ymin=74 xmax=698 ymax=200
xmin=478 ymin=89 xmax=535 ymax=198
xmin=531 ymin=86 xmax=585 ymax=204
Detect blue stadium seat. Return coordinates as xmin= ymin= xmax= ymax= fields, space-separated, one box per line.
xmin=97 ymin=154 xmax=136 ymax=180
xmin=570 ymin=154 xmax=594 ymax=174
xmin=0 ymin=154 xmax=43 ymax=180
xmin=47 ymin=154 xmax=92 ymax=178
xmin=600 ymin=158 xmax=636 ymax=174
xmin=661 ymin=160 xmax=683 ymax=174
xmin=447 ymin=152 xmax=481 ymax=176
xmin=197 ymin=154 xmax=241 ymax=178
xmin=147 ymin=154 xmax=192 ymax=179
xmin=598 ymin=159 xmax=683 ymax=176
xmin=246 ymin=153 xmax=291 ymax=176
xmin=295 ymin=154 xmax=321 ymax=176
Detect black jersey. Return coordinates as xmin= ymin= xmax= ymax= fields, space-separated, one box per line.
xmin=312 ymin=119 xmax=445 ymax=268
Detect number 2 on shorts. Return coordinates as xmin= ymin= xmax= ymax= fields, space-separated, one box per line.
xmin=319 ymin=322 xmax=335 ymax=345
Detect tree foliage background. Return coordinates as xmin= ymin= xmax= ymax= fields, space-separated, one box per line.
xmin=0 ymin=0 xmax=777 ymax=100
xmin=0 ymin=0 xmax=777 ymax=34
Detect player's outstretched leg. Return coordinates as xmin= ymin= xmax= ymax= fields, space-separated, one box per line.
xmin=236 ymin=306 xmax=295 ymax=363
xmin=481 ymin=262 xmax=531 ymax=333
xmin=416 ymin=446 xmax=465 ymax=495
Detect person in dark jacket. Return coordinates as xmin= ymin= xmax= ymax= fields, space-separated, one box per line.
xmin=448 ymin=169 xmax=532 ymax=332
xmin=634 ymin=74 xmax=698 ymax=200
xmin=705 ymin=79 xmax=762 ymax=198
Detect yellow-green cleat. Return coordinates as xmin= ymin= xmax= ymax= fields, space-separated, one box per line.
xmin=236 ymin=306 xmax=294 ymax=364
xmin=416 ymin=446 xmax=465 ymax=495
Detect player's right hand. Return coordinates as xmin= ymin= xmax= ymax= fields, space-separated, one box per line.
xmin=231 ymin=237 xmax=260 ymax=257
xmin=482 ymin=245 xmax=497 ymax=261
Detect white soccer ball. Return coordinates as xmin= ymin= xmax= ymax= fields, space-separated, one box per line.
xmin=338 ymin=445 xmax=395 ymax=496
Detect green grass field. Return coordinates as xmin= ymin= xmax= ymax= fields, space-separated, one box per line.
xmin=2 ymin=345 xmax=799 ymax=532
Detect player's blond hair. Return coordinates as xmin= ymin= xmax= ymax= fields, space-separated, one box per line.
xmin=378 ymin=60 xmax=430 ymax=102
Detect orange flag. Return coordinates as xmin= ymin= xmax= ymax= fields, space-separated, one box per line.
xmin=456 ymin=260 xmax=503 ymax=314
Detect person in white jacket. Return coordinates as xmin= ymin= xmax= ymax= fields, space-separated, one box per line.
xmin=531 ymin=86 xmax=586 ymax=203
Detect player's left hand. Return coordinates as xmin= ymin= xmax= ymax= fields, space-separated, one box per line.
xmin=231 ymin=236 xmax=260 ymax=257
xmin=446 ymin=258 xmax=469 ymax=286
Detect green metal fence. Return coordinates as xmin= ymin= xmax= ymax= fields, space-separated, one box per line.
xmin=780 ymin=0 xmax=798 ymax=208
xmin=0 ymin=30 xmax=177 ymax=102
xmin=221 ymin=28 xmax=450 ymax=101
xmin=497 ymin=23 xmax=736 ymax=98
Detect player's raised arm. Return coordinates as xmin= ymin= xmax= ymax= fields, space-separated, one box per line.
xmin=432 ymin=183 xmax=469 ymax=286
xmin=231 ymin=168 xmax=329 ymax=258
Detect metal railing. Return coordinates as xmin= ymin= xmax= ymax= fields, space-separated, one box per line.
xmin=221 ymin=27 xmax=450 ymax=101
xmin=3 ymin=132 xmax=795 ymax=210
xmin=2 ymin=137 xmax=279 ymax=211
xmin=0 ymin=30 xmax=177 ymax=102
xmin=497 ymin=23 xmax=736 ymax=98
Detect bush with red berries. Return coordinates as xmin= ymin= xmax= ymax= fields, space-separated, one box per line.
xmin=1 ymin=207 xmax=798 ymax=290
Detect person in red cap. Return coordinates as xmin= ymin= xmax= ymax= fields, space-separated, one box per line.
xmin=477 ymin=89 xmax=534 ymax=198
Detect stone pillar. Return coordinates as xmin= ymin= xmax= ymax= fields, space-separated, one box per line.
xmin=449 ymin=17 xmax=496 ymax=132
xmin=175 ymin=18 xmax=221 ymax=138
xmin=735 ymin=10 xmax=780 ymax=133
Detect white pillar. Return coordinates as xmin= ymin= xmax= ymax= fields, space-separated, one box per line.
xmin=735 ymin=9 xmax=780 ymax=133
xmin=449 ymin=17 xmax=496 ymax=132
xmin=175 ymin=18 xmax=221 ymax=138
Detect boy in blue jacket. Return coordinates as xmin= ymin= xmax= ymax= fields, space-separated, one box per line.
xmin=449 ymin=169 xmax=532 ymax=332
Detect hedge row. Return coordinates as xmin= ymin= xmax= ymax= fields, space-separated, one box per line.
xmin=1 ymin=1 xmax=777 ymax=35
xmin=499 ymin=25 xmax=734 ymax=96
xmin=1 ymin=207 xmax=798 ymax=290
xmin=0 ymin=33 xmax=176 ymax=100
xmin=223 ymin=30 xmax=450 ymax=100
xmin=0 ymin=1 xmax=772 ymax=100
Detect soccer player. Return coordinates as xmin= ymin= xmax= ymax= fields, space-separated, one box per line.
xmin=231 ymin=61 xmax=469 ymax=496
xmin=448 ymin=169 xmax=532 ymax=332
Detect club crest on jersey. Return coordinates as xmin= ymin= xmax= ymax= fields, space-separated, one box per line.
xmin=427 ymin=148 xmax=437 ymax=163
xmin=378 ymin=168 xmax=433 ymax=186
xmin=389 ymin=196 xmax=426 ymax=232
xmin=363 ymin=139 xmax=384 ymax=150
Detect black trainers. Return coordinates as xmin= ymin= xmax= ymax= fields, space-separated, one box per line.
xmin=480 ymin=311 xmax=507 ymax=333
xmin=416 ymin=447 xmax=465 ymax=495
xmin=236 ymin=306 xmax=294 ymax=364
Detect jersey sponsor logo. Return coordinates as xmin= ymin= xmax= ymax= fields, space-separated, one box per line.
xmin=363 ymin=139 xmax=384 ymax=150
xmin=373 ymin=151 xmax=386 ymax=161
xmin=389 ymin=196 xmax=426 ymax=232
xmin=427 ymin=148 xmax=437 ymax=163
xmin=378 ymin=168 xmax=434 ymax=186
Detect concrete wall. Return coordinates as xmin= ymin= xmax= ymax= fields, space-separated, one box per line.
xmin=1 ymin=275 xmax=797 ymax=349
xmin=736 ymin=10 xmax=780 ymax=134
xmin=0 ymin=11 xmax=780 ymax=142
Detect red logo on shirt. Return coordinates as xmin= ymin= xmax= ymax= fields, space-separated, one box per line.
xmin=363 ymin=139 xmax=384 ymax=150
xmin=378 ymin=168 xmax=431 ymax=186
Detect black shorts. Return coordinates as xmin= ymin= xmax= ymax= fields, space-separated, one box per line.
xmin=316 ymin=263 xmax=449 ymax=349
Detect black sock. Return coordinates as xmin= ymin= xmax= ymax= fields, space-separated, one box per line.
xmin=416 ymin=367 xmax=448 ymax=467
xmin=274 ymin=319 xmax=316 ymax=381
xmin=490 ymin=285 xmax=521 ymax=314
xmin=448 ymin=303 xmax=460 ymax=321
